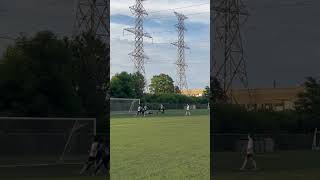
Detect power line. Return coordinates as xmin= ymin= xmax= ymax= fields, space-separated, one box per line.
xmin=111 ymin=2 xmax=209 ymax=15
xmin=147 ymin=11 xmax=209 ymax=21
xmin=148 ymin=2 xmax=209 ymax=14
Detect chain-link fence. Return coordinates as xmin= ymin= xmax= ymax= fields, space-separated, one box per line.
xmin=145 ymin=103 xmax=209 ymax=110
xmin=212 ymin=133 xmax=314 ymax=153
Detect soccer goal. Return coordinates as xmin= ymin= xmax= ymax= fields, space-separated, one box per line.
xmin=0 ymin=117 xmax=96 ymax=168
xmin=312 ymin=128 xmax=320 ymax=150
xmin=110 ymin=97 xmax=140 ymax=114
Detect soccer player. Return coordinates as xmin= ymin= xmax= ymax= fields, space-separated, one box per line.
xmin=94 ymin=142 xmax=109 ymax=176
xmin=80 ymin=136 xmax=100 ymax=174
xmin=185 ymin=104 xmax=191 ymax=116
xmin=240 ymin=134 xmax=257 ymax=170
xmin=143 ymin=105 xmax=148 ymax=116
xmin=136 ymin=104 xmax=143 ymax=116
xmin=95 ymin=138 xmax=104 ymax=165
xmin=159 ymin=104 xmax=165 ymax=114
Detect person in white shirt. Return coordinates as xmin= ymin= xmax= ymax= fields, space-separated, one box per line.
xmin=80 ymin=136 xmax=100 ymax=174
xmin=136 ymin=104 xmax=143 ymax=116
xmin=240 ymin=134 xmax=257 ymax=170
xmin=185 ymin=104 xmax=191 ymax=116
xmin=143 ymin=105 xmax=148 ymax=116
xmin=159 ymin=104 xmax=165 ymax=114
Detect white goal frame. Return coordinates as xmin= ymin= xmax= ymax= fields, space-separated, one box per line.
xmin=0 ymin=117 xmax=96 ymax=167
xmin=110 ymin=97 xmax=141 ymax=114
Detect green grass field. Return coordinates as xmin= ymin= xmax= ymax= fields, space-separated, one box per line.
xmin=110 ymin=109 xmax=210 ymax=180
xmin=0 ymin=164 xmax=108 ymax=180
xmin=214 ymin=151 xmax=320 ymax=180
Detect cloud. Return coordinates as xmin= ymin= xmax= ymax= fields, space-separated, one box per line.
xmin=111 ymin=0 xmax=209 ymax=24
xmin=111 ymin=0 xmax=210 ymax=89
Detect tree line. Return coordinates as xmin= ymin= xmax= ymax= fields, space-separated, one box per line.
xmin=110 ymin=71 xmax=209 ymax=104
xmin=0 ymin=31 xmax=109 ymax=133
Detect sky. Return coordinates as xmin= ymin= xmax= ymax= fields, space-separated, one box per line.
xmin=1 ymin=0 xmax=320 ymax=88
xmin=241 ymin=0 xmax=320 ymax=88
xmin=110 ymin=0 xmax=210 ymax=89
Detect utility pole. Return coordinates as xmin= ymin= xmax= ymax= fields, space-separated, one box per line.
xmin=74 ymin=0 xmax=109 ymax=41
xmin=172 ymin=11 xmax=189 ymax=91
xmin=124 ymin=0 xmax=152 ymax=76
xmin=212 ymin=0 xmax=249 ymax=102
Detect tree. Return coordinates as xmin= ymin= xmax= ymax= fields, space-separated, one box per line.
xmin=131 ymin=72 xmax=145 ymax=98
xmin=210 ymin=77 xmax=227 ymax=106
xmin=110 ymin=72 xmax=133 ymax=98
xmin=70 ymin=32 xmax=109 ymax=118
xmin=295 ymin=77 xmax=320 ymax=115
xmin=110 ymin=71 xmax=146 ymax=99
xmin=0 ymin=31 xmax=82 ymax=116
xmin=149 ymin=74 xmax=174 ymax=94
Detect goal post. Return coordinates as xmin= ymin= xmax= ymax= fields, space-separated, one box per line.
xmin=110 ymin=97 xmax=140 ymax=114
xmin=312 ymin=128 xmax=320 ymax=150
xmin=0 ymin=117 xmax=96 ymax=167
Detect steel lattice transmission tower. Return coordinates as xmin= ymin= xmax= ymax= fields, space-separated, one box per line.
xmin=124 ymin=0 xmax=152 ymax=75
xmin=172 ymin=12 xmax=190 ymax=91
xmin=74 ymin=0 xmax=109 ymax=41
xmin=212 ymin=0 xmax=249 ymax=102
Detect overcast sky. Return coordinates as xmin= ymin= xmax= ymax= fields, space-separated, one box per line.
xmin=110 ymin=0 xmax=210 ymax=89
xmin=241 ymin=0 xmax=320 ymax=88
xmin=1 ymin=0 xmax=320 ymax=89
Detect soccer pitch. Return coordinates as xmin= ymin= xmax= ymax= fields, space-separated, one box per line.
xmin=213 ymin=151 xmax=320 ymax=180
xmin=110 ymin=109 xmax=210 ymax=180
xmin=0 ymin=164 xmax=109 ymax=180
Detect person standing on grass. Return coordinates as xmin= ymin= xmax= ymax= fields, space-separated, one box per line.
xmin=143 ymin=105 xmax=148 ymax=116
xmin=136 ymin=104 xmax=143 ymax=116
xmin=94 ymin=141 xmax=109 ymax=176
xmin=159 ymin=104 xmax=165 ymax=114
xmin=80 ymin=136 xmax=100 ymax=174
xmin=185 ymin=104 xmax=191 ymax=116
xmin=240 ymin=134 xmax=257 ymax=170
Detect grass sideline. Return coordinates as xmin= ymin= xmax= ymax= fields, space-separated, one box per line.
xmin=0 ymin=164 xmax=108 ymax=179
xmin=213 ymin=151 xmax=320 ymax=180
xmin=111 ymin=109 xmax=210 ymax=180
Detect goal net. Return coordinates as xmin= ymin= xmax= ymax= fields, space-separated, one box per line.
xmin=110 ymin=98 xmax=140 ymax=114
xmin=0 ymin=117 xmax=96 ymax=167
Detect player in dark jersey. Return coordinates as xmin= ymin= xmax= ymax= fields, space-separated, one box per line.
xmin=94 ymin=142 xmax=109 ymax=175
xmin=80 ymin=136 xmax=99 ymax=175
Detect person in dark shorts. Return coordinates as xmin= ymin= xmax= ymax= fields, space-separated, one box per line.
xmin=94 ymin=142 xmax=109 ymax=175
xmin=159 ymin=104 xmax=165 ymax=114
xmin=80 ymin=136 xmax=100 ymax=174
xmin=240 ymin=134 xmax=257 ymax=170
xmin=136 ymin=104 xmax=143 ymax=116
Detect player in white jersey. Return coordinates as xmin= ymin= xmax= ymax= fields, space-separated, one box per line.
xmin=240 ymin=134 xmax=257 ymax=170
xmin=80 ymin=136 xmax=100 ymax=174
xmin=185 ymin=104 xmax=191 ymax=116
xmin=136 ymin=104 xmax=143 ymax=116
xmin=159 ymin=104 xmax=165 ymax=114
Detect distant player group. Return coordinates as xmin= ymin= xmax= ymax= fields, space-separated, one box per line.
xmin=136 ymin=103 xmax=192 ymax=117
xmin=80 ymin=136 xmax=109 ymax=176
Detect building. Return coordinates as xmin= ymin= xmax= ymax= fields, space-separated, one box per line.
xmin=232 ymin=86 xmax=304 ymax=111
xmin=180 ymin=89 xmax=205 ymax=97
